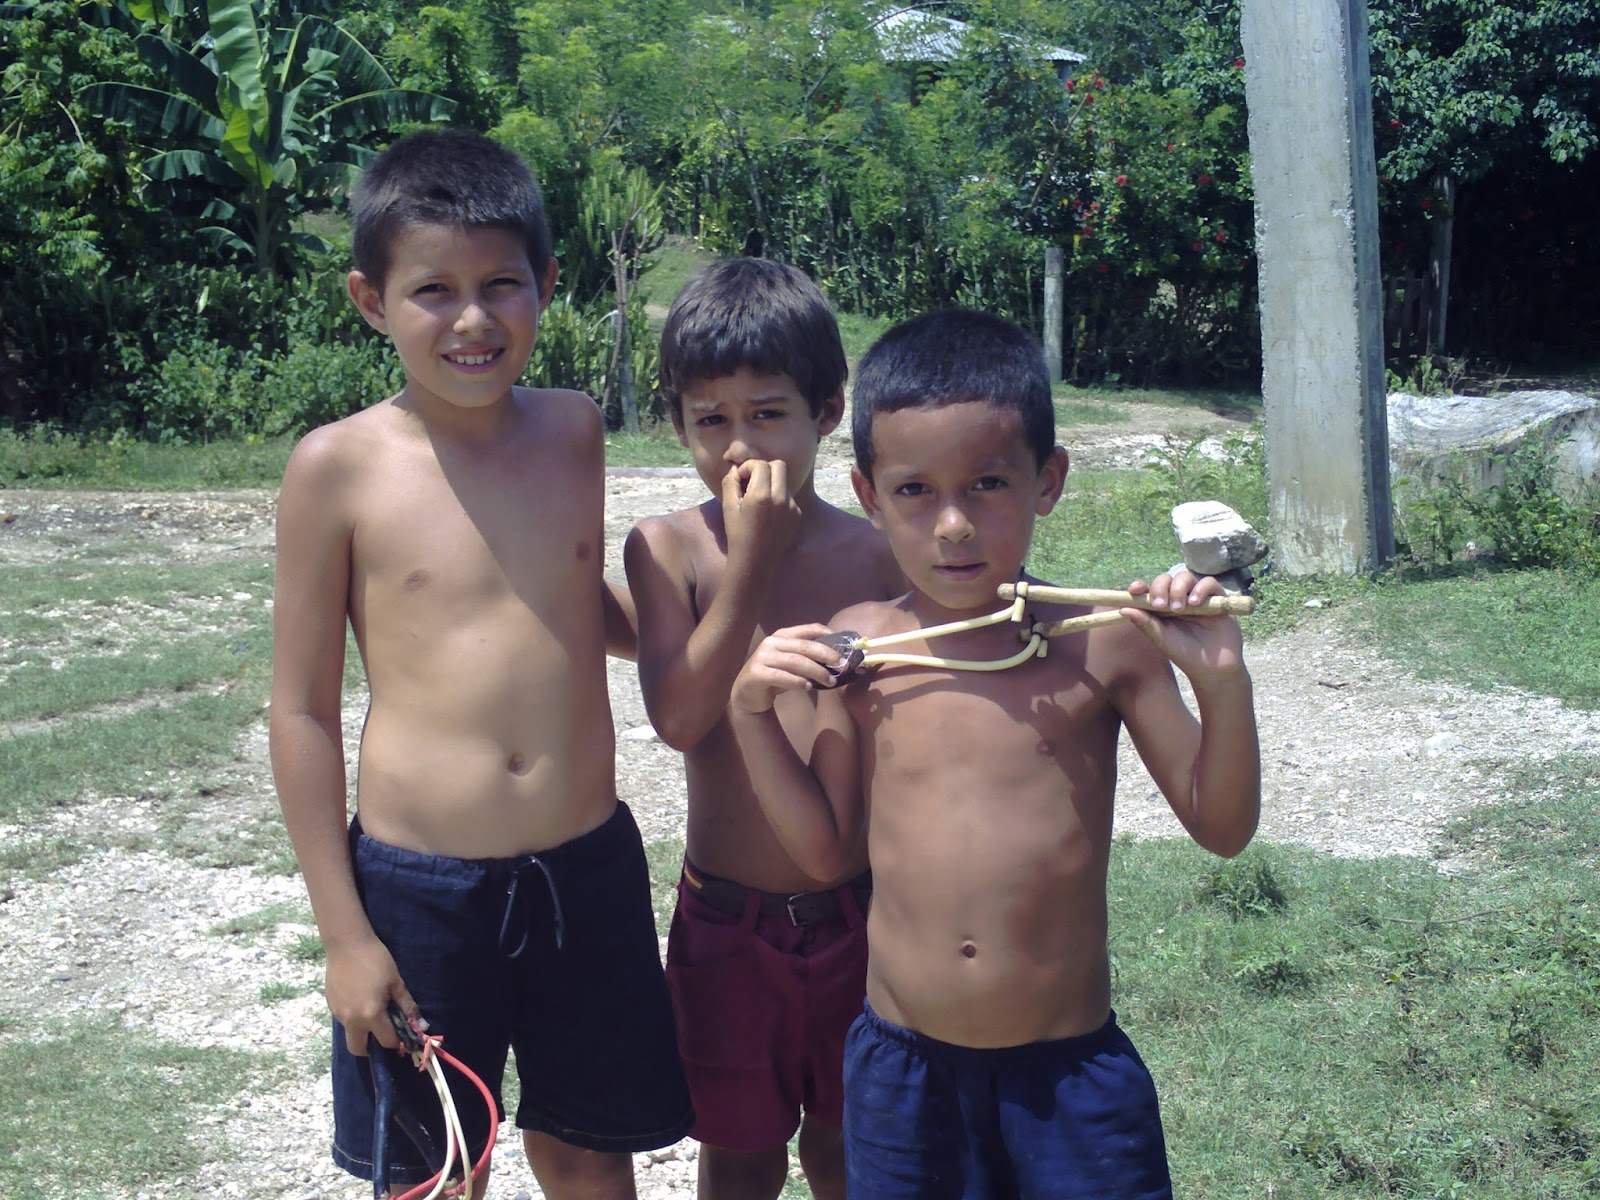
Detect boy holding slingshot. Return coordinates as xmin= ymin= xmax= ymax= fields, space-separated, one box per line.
xmin=731 ymin=309 xmax=1261 ymax=1199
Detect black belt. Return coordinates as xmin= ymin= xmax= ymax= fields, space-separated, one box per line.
xmin=684 ymin=862 xmax=871 ymax=926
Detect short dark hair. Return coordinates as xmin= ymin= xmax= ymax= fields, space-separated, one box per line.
xmin=851 ymin=309 xmax=1055 ymax=479
xmin=350 ymin=129 xmax=552 ymax=289
xmin=658 ymin=258 xmax=847 ymax=420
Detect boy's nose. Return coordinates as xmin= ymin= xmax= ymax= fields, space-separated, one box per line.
xmin=722 ymin=434 xmax=753 ymax=465
xmin=935 ymin=504 xmax=975 ymax=542
xmin=454 ymin=298 xmax=493 ymax=332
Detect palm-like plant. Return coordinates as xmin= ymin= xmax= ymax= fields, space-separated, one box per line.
xmin=84 ymin=0 xmax=454 ymax=273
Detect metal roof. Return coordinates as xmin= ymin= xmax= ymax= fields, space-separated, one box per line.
xmin=875 ymin=7 xmax=1084 ymax=65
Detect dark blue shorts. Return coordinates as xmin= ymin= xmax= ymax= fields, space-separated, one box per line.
xmin=844 ymin=1002 xmax=1173 ymax=1200
xmin=330 ymin=802 xmax=693 ymax=1185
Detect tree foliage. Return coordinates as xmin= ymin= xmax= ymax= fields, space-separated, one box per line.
xmin=82 ymin=0 xmax=454 ymax=273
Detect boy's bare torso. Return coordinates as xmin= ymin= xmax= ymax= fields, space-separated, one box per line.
xmin=833 ymin=595 xmax=1160 ymax=1048
xmin=318 ymin=390 xmax=617 ymax=859
xmin=648 ymin=500 xmax=898 ymax=893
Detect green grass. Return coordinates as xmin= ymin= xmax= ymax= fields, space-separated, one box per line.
xmin=640 ymin=237 xmax=718 ymax=313
xmin=605 ymin=422 xmax=693 ymax=468
xmin=1053 ymin=382 xmax=1262 ymax=428
xmin=0 ymin=426 xmax=293 ymax=489
xmin=0 ymin=688 xmax=267 ymax=825
xmin=0 ymin=1016 xmax=281 ymax=1200
xmin=1108 ymin=762 xmax=1600 ymax=1197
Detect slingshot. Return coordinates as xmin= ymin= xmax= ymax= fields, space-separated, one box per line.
xmin=370 ymin=1003 xmax=497 ymax=1200
xmin=820 ymin=581 xmax=1255 ymax=679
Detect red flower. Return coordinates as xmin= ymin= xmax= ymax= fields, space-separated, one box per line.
xmin=1390 ymin=119 xmax=1401 ymax=128
xmin=1081 ymin=225 xmax=1094 ymax=236
xmin=1167 ymin=143 xmax=1177 ymax=152
xmin=1215 ymin=232 xmax=1227 ymax=243
xmin=1094 ymin=77 xmax=1106 ymax=90
xmin=1420 ymin=199 xmax=1432 ymax=210
xmin=1116 ymin=174 xmax=1128 ymax=186
xmin=1233 ymin=58 xmax=1245 ymax=68
xmin=1198 ymin=173 xmax=1212 ymax=185
xmin=1065 ymin=79 xmax=1076 ymax=91
xmin=1096 ymin=262 xmax=1109 ymax=273
xmin=1192 ymin=241 xmax=1204 ymax=252
xmin=1089 ymin=201 xmax=1101 ymax=212
xmin=1085 ymin=94 xmax=1095 ymax=105
xmin=1069 ymin=197 xmax=1082 ymax=209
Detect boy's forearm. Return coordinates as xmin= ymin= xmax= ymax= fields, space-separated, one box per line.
xmin=269 ymin=712 xmax=377 ymax=949
xmin=1187 ymin=673 xmax=1261 ymax=857
xmin=603 ymin=580 xmax=639 ymax=661
xmin=731 ymin=708 xmax=852 ymax=880
xmin=648 ymin=575 xmax=770 ymax=749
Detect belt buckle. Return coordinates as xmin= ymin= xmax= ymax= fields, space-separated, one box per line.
xmin=786 ymin=892 xmax=814 ymax=926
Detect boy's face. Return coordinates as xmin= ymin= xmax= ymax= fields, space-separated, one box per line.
xmin=348 ymin=223 xmax=558 ymax=412
xmin=853 ymin=401 xmax=1067 ymax=615
xmin=673 ymin=366 xmax=844 ymax=500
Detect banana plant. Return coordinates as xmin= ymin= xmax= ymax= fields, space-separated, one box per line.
xmin=82 ymin=0 xmax=454 ymax=273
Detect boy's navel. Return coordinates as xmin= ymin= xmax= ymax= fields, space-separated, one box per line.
xmin=508 ymin=753 xmax=530 ymax=775
xmin=961 ymin=941 xmax=978 ymax=959
xmin=403 ymin=568 xmax=429 ymax=590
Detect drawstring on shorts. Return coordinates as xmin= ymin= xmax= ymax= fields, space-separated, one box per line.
xmin=498 ymin=855 xmax=566 ymax=958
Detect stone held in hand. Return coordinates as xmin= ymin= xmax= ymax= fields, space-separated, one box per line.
xmin=1170 ymin=501 xmax=1270 ymax=576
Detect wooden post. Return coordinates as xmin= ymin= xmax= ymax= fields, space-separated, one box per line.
xmin=1043 ymin=247 xmax=1064 ymax=384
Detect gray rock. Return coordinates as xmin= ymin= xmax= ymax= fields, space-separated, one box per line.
xmin=1170 ymin=501 xmax=1271 ymax=574
xmin=1387 ymin=389 xmax=1600 ymax=503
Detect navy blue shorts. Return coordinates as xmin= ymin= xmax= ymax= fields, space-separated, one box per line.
xmin=330 ymin=802 xmax=693 ymax=1185
xmin=844 ymin=1002 xmax=1173 ymax=1199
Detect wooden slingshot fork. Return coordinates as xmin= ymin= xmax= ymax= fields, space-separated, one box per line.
xmin=819 ymin=580 xmax=1256 ymax=679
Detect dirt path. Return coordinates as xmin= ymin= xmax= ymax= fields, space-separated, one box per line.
xmin=2 ymin=414 xmax=1598 ymax=1199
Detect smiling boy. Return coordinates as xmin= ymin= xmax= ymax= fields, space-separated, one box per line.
xmin=624 ymin=259 xmax=902 ymax=1199
xmin=270 ymin=129 xmax=690 ymax=1199
xmin=731 ymin=309 xmax=1260 ymax=1198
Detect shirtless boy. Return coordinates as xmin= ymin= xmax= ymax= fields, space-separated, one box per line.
xmin=730 ymin=309 xmax=1260 ymax=1199
xmin=269 ymin=129 xmax=691 ymax=1200
xmin=623 ymin=259 xmax=902 ymax=1199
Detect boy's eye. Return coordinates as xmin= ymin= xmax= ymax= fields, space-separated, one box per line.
xmin=490 ymin=276 xmax=524 ymax=287
xmin=695 ymin=414 xmax=725 ymax=428
xmin=754 ymin=408 xmax=787 ymax=420
xmin=973 ymin=476 xmax=1007 ymax=492
xmin=893 ymin=481 xmax=929 ymax=497
xmin=414 ymin=282 xmax=447 ymax=295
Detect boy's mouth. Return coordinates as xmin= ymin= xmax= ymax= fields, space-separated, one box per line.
xmin=933 ymin=562 xmax=986 ymax=581
xmin=444 ymin=349 xmax=503 ymax=367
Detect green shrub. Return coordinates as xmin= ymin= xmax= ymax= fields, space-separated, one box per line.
xmin=260 ymin=339 xmax=405 ymax=436
xmin=0 ymin=426 xmax=134 ymax=484
xmin=136 ymin=336 xmax=265 ymax=444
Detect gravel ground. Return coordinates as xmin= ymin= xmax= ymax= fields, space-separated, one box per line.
xmin=3 ymin=411 xmax=1597 ymax=1199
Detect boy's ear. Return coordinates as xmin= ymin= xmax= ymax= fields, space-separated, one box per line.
xmin=815 ymin=387 xmax=845 ymax=438
xmin=537 ymin=259 xmax=559 ymax=308
xmin=348 ymin=271 xmax=387 ymax=333
xmin=852 ymin=465 xmax=885 ymax=530
xmin=1034 ymin=445 xmax=1070 ymax=517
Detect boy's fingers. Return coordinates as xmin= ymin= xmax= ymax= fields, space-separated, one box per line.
xmin=769 ymin=458 xmax=788 ymax=503
xmin=722 ymin=465 xmax=744 ymax=509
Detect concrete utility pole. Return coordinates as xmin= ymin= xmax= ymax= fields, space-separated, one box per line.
xmin=1043 ymin=247 xmax=1064 ymax=383
xmin=1240 ymin=0 xmax=1394 ymax=574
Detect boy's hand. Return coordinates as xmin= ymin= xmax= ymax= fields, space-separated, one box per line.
xmin=732 ymin=624 xmax=848 ymax=714
xmin=1122 ymin=571 xmax=1247 ymax=687
xmin=722 ymin=460 xmax=803 ymax=577
xmin=325 ymin=933 xmax=423 ymax=1056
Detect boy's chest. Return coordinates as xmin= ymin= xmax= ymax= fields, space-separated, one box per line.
xmin=354 ymin=457 xmax=599 ymax=602
xmin=692 ymin=537 xmax=885 ymax=635
xmin=851 ymin=655 xmax=1121 ymax=764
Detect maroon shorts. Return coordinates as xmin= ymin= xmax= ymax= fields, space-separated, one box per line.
xmin=665 ymin=862 xmax=870 ymax=1153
